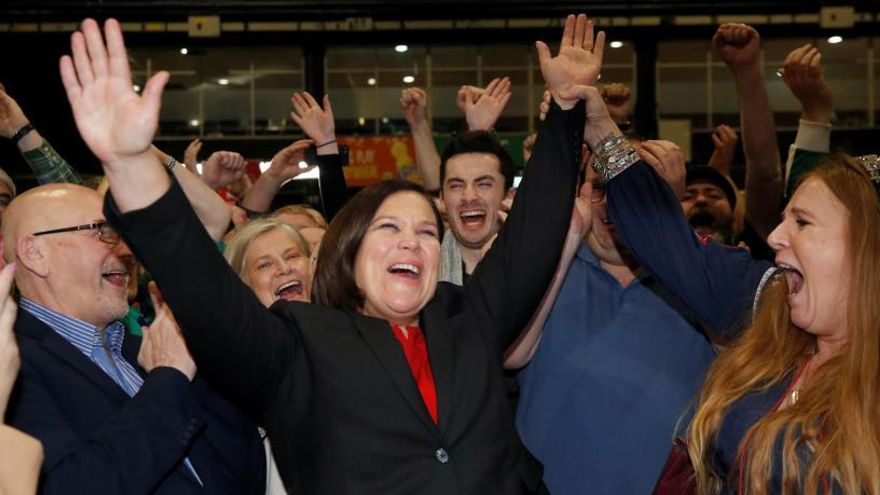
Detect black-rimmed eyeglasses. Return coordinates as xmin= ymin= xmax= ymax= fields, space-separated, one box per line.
xmin=32 ymin=222 xmax=120 ymax=246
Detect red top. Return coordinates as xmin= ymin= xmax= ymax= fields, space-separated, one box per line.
xmin=391 ymin=325 xmax=438 ymax=424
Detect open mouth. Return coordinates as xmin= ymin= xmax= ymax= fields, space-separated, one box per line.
xmin=688 ymin=212 xmax=716 ymax=229
xmin=101 ymin=269 xmax=129 ymax=289
xmin=274 ymin=280 xmax=304 ymax=300
xmin=388 ymin=263 xmax=420 ymax=280
xmin=459 ymin=209 xmax=487 ymax=228
xmin=777 ymin=263 xmax=804 ymax=296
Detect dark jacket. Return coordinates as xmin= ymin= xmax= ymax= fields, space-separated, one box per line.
xmin=107 ymin=100 xmax=585 ymax=494
xmin=8 ymin=309 xmax=266 ymax=495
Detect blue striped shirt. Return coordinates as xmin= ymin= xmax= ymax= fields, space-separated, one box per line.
xmin=20 ymin=298 xmax=143 ymax=396
xmin=20 ymin=298 xmax=204 ymax=485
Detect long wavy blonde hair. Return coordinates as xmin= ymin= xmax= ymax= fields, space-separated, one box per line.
xmin=687 ymin=155 xmax=880 ymax=494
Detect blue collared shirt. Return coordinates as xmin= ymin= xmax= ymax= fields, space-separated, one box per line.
xmin=20 ymin=298 xmax=203 ymax=486
xmin=516 ymin=243 xmax=716 ymax=495
xmin=20 ymin=298 xmax=143 ymax=396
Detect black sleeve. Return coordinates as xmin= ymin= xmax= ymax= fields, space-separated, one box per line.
xmin=316 ymin=153 xmax=348 ymax=222
xmin=105 ymin=178 xmax=297 ymax=420
xmin=11 ymin=367 xmax=202 ymax=494
xmin=467 ymin=99 xmax=585 ymax=351
xmin=606 ymin=162 xmax=774 ymax=336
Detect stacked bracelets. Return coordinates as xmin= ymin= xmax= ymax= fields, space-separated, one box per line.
xmin=590 ymin=133 xmax=639 ymax=183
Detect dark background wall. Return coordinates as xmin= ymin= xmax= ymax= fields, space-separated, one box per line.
xmin=1 ymin=1 xmax=878 ymax=190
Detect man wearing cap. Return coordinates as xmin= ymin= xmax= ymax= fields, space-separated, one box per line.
xmin=681 ymin=166 xmax=738 ymax=245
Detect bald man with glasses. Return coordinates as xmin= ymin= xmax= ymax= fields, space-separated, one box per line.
xmin=2 ymin=183 xmax=265 ymax=494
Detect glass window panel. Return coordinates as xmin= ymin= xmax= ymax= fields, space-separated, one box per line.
xmin=658 ymin=66 xmax=708 ymax=129
xmin=659 ymin=40 xmax=707 ymax=64
xmin=603 ymin=41 xmax=635 ymax=65
xmin=481 ymin=44 xmax=530 ymax=68
xmin=254 ymin=72 xmax=304 ymax=135
xmin=430 ymin=45 xmax=478 ymax=67
xmin=820 ymin=37 xmax=868 ymax=127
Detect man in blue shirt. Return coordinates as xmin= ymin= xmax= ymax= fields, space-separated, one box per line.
xmin=3 ymin=183 xmax=265 ymax=494
xmin=513 ymin=158 xmax=716 ymax=494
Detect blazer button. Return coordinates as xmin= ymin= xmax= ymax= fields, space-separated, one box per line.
xmin=435 ymin=448 xmax=449 ymax=464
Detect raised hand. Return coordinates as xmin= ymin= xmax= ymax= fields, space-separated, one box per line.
xmin=0 ymin=83 xmax=30 ymax=139
xmin=400 ymin=87 xmax=429 ymax=127
xmin=712 ymin=23 xmax=760 ymax=73
xmin=183 ymin=138 xmax=203 ymax=168
xmin=636 ymin=140 xmax=687 ymax=200
xmin=707 ymin=124 xmax=739 ymax=176
xmin=290 ymin=91 xmax=335 ymax=145
xmin=464 ymin=77 xmax=512 ymax=131
xmin=201 ymin=150 xmax=247 ymax=190
xmin=601 ymin=82 xmax=632 ymax=125
xmin=0 ymin=263 xmax=18 ymax=418
xmin=456 ymin=85 xmax=484 ymax=113
xmin=780 ymin=44 xmax=833 ymax=123
xmin=556 ymin=84 xmax=616 ymax=148
xmin=536 ymin=13 xmax=605 ymax=109
xmin=138 ymin=282 xmax=196 ymax=381
xmin=60 ymin=18 xmax=168 ymax=167
xmin=262 ymin=139 xmax=315 ymax=183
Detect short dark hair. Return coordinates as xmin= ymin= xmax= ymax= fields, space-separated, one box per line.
xmin=311 ymin=180 xmax=443 ymax=312
xmin=440 ymin=131 xmax=515 ymax=190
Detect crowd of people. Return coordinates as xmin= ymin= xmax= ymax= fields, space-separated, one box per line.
xmin=0 ymin=11 xmax=877 ymax=495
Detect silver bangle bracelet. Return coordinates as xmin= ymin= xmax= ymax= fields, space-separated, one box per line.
xmin=591 ymin=133 xmax=639 ymax=183
xmin=165 ymin=157 xmax=178 ymax=171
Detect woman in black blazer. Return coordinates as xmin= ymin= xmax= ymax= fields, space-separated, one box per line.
xmin=63 ymin=14 xmax=603 ymax=494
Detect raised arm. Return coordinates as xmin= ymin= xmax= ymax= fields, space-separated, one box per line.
xmin=0 ymin=84 xmax=83 ymax=185
xmin=503 ymin=182 xmax=590 ymax=368
xmin=601 ymin=138 xmax=773 ymax=336
xmin=240 ymin=139 xmax=314 ymax=212
xmin=707 ymin=124 xmax=739 ymax=179
xmin=713 ymin=23 xmax=782 ymax=240
xmin=286 ymin=92 xmax=349 ymax=220
xmin=780 ymin=44 xmax=833 ymax=197
xmin=61 ymin=18 xmax=295 ymax=415
xmin=462 ymin=77 xmax=512 ymax=131
xmin=243 ymin=91 xmax=348 ymax=219
xmin=183 ymin=138 xmax=202 ymax=169
xmin=149 ymin=146 xmax=233 ymax=241
xmin=401 ymin=87 xmax=442 ymax=191
xmin=471 ymin=13 xmax=600 ymax=351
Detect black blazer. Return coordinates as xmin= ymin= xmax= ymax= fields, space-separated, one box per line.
xmin=108 ymin=101 xmax=585 ymax=494
xmin=7 ymin=309 xmax=266 ymax=495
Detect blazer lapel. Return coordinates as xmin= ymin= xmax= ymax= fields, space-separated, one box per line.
xmin=121 ymin=333 xmax=147 ymax=380
xmin=16 ymin=311 xmax=130 ymax=404
xmin=420 ymin=299 xmax=454 ymax=433
xmin=350 ymin=313 xmax=441 ymax=438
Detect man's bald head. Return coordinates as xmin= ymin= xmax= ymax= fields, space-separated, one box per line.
xmin=5 ymin=184 xmax=129 ymax=329
xmin=3 ymin=184 xmax=103 ymax=262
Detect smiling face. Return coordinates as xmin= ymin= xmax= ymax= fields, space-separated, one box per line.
xmin=12 ymin=186 xmax=130 ymax=328
xmin=354 ymin=191 xmax=441 ymax=326
xmin=767 ymin=176 xmax=851 ymax=338
xmin=243 ymin=228 xmax=311 ymax=307
xmin=441 ymin=152 xmax=506 ymax=249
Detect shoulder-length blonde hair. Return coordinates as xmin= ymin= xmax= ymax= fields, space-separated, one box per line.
xmin=223 ymin=218 xmax=311 ymax=279
xmin=688 ymin=155 xmax=880 ymax=494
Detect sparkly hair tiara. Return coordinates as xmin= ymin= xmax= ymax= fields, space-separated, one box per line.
xmin=856 ymin=154 xmax=880 ymax=186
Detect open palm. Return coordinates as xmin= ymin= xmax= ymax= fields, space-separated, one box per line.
xmin=537 ymin=14 xmax=605 ymax=107
xmin=60 ymin=19 xmax=167 ymax=166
